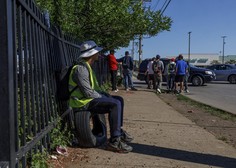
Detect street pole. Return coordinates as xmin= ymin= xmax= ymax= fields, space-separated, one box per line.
xmin=222 ymin=36 xmax=226 ymax=64
xmin=188 ymin=32 xmax=191 ymax=62
xmin=138 ymin=35 xmax=142 ymax=66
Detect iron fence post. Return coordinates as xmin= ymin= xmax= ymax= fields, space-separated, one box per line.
xmin=0 ymin=0 xmax=16 ymax=167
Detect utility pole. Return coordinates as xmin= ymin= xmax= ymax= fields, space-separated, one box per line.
xmin=138 ymin=35 xmax=142 ymax=66
xmin=222 ymin=36 xmax=226 ymax=64
xmin=131 ymin=40 xmax=135 ymax=59
xmin=188 ymin=32 xmax=191 ymax=62
xmin=138 ymin=0 xmax=145 ymax=66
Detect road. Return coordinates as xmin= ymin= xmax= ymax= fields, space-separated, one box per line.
xmin=184 ymin=81 xmax=236 ymax=115
xmin=134 ymin=79 xmax=236 ymax=115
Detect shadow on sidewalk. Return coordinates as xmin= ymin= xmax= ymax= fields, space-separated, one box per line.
xmin=131 ymin=143 xmax=236 ymax=168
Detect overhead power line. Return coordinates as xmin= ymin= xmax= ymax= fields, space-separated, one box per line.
xmin=160 ymin=0 xmax=172 ymax=15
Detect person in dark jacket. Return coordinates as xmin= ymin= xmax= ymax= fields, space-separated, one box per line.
xmin=117 ymin=51 xmax=137 ymax=91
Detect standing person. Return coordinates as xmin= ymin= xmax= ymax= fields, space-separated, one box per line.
xmin=167 ymin=58 xmax=176 ymax=92
xmin=108 ymin=50 xmax=119 ymax=92
xmin=117 ymin=51 xmax=137 ymax=91
xmin=145 ymin=57 xmax=155 ymax=89
xmin=184 ymin=61 xmax=190 ymax=93
xmin=69 ymin=41 xmax=133 ymax=153
xmin=175 ymin=54 xmax=188 ymax=94
xmin=152 ymin=55 xmax=164 ymax=94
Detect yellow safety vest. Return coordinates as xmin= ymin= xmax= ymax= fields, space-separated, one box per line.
xmin=68 ymin=62 xmax=99 ymax=108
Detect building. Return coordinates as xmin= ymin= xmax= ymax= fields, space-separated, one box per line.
xmin=167 ymin=53 xmax=219 ymax=67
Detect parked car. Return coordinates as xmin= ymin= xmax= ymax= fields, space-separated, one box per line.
xmin=206 ymin=64 xmax=236 ymax=84
xmin=137 ymin=58 xmax=216 ymax=86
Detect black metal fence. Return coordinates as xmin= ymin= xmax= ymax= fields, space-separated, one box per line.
xmin=0 ymin=0 xmax=109 ymax=167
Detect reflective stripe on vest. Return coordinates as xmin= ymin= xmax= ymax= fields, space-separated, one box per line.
xmin=68 ymin=62 xmax=94 ymax=108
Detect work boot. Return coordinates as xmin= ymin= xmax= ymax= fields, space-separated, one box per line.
xmin=121 ymin=129 xmax=134 ymax=143
xmin=107 ymin=137 xmax=133 ymax=153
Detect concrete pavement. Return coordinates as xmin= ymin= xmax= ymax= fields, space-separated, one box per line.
xmin=66 ymin=86 xmax=236 ymax=168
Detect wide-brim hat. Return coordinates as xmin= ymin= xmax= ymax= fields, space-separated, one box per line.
xmin=79 ymin=40 xmax=103 ymax=58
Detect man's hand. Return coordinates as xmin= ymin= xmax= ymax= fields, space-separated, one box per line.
xmin=100 ymin=91 xmax=111 ymax=97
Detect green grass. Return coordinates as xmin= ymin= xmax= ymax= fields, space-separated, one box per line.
xmin=176 ymin=94 xmax=236 ymax=122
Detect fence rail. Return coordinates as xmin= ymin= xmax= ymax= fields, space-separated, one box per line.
xmin=0 ymin=0 xmax=109 ymax=167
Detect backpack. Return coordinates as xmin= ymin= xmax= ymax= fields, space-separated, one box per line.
xmin=56 ymin=65 xmax=78 ymax=101
xmin=168 ymin=63 xmax=176 ymax=74
xmin=153 ymin=61 xmax=161 ymax=74
xmin=122 ymin=57 xmax=129 ymax=69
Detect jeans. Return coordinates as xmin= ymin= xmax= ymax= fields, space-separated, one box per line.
xmin=88 ymin=95 xmax=124 ymax=138
xmin=168 ymin=74 xmax=175 ymax=90
xmin=123 ymin=69 xmax=133 ymax=89
xmin=184 ymin=74 xmax=189 ymax=91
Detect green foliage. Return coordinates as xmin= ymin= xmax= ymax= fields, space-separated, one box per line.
xmin=35 ymin=0 xmax=172 ymax=51
xmin=100 ymin=82 xmax=111 ymax=92
xmin=50 ymin=119 xmax=73 ymax=150
xmin=210 ymin=60 xmax=220 ymax=64
xmin=225 ymin=59 xmax=236 ymax=64
xmin=31 ymin=149 xmax=49 ymax=168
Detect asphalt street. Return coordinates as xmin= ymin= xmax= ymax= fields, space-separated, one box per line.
xmin=183 ymin=81 xmax=236 ymax=115
xmin=133 ymin=79 xmax=236 ymax=115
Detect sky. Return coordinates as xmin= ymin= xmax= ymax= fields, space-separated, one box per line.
xmin=116 ymin=0 xmax=236 ymax=60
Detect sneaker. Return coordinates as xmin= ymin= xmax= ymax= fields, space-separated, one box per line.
xmin=107 ymin=137 xmax=133 ymax=153
xmin=121 ymin=129 xmax=133 ymax=143
xmin=185 ymin=89 xmax=190 ymax=93
xmin=174 ymin=90 xmax=179 ymax=94
xmin=125 ymin=88 xmax=129 ymax=91
xmin=114 ymin=89 xmax=119 ymax=93
xmin=131 ymin=87 xmax=137 ymax=91
xmin=156 ymin=88 xmax=161 ymax=94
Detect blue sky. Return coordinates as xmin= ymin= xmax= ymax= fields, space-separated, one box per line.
xmin=116 ymin=0 xmax=236 ymax=60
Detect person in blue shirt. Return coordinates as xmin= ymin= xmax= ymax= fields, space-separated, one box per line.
xmin=175 ymin=54 xmax=188 ymax=93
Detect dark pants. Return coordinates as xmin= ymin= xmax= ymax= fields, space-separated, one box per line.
xmin=168 ymin=74 xmax=176 ymax=90
xmin=88 ymin=95 xmax=124 ymax=138
xmin=110 ymin=70 xmax=117 ymax=91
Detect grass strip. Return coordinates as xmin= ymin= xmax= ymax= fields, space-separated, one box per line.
xmin=176 ymin=94 xmax=236 ymax=122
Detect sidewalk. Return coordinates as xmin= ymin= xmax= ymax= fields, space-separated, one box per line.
xmin=67 ymin=88 xmax=236 ymax=168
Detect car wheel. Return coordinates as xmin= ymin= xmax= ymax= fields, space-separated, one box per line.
xmin=191 ymin=76 xmax=203 ymax=86
xmin=74 ymin=111 xmax=107 ymax=147
xmin=228 ymin=75 xmax=236 ymax=84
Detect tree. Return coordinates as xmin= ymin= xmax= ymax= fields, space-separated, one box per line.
xmin=225 ymin=59 xmax=236 ymax=64
xmin=36 ymin=0 xmax=172 ymax=51
xmin=210 ymin=60 xmax=220 ymax=65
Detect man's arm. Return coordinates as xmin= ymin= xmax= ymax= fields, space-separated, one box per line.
xmin=116 ymin=57 xmax=124 ymax=63
xmin=72 ymin=64 xmax=102 ymax=98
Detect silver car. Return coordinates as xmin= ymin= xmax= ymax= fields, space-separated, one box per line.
xmin=207 ymin=64 xmax=236 ymax=84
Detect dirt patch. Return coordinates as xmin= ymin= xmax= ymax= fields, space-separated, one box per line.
xmin=158 ymin=92 xmax=236 ymax=149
